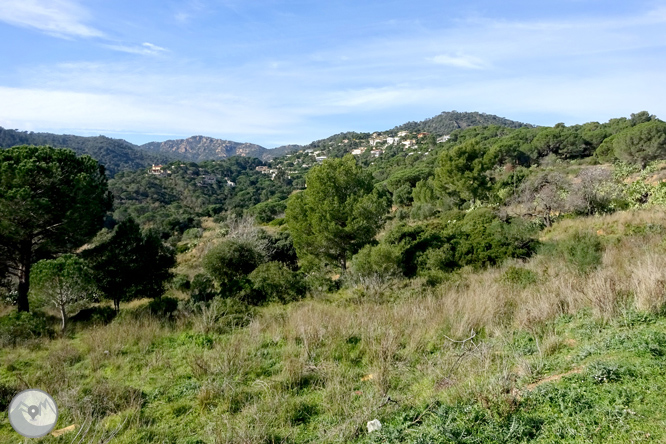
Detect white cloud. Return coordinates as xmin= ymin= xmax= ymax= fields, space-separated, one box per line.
xmin=428 ymin=54 xmax=486 ymax=69
xmin=0 ymin=0 xmax=102 ymax=38
xmin=104 ymin=42 xmax=168 ymax=56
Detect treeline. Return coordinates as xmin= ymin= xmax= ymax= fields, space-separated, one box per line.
xmin=393 ymin=110 xmax=532 ymax=135
xmin=0 ymin=127 xmax=171 ymax=176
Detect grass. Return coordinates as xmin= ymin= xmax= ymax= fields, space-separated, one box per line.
xmin=2 ymin=209 xmax=666 ymax=443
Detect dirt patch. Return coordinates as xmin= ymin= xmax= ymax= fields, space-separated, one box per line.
xmin=525 ymin=367 xmax=584 ymax=391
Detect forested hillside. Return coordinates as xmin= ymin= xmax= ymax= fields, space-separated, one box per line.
xmin=0 ymin=127 xmax=171 ymax=176
xmin=393 ymin=110 xmax=533 ymax=135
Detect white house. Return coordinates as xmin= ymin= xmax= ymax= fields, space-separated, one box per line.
xmin=437 ymin=135 xmax=451 ymax=143
xmin=397 ymin=131 xmax=409 ymax=137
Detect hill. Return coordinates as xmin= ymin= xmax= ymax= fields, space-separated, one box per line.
xmin=0 ymin=127 xmax=171 ymax=177
xmin=393 ymin=110 xmax=534 ymax=135
xmin=140 ymin=137 xmax=300 ymax=162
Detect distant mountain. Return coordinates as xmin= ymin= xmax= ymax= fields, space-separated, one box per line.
xmin=393 ymin=111 xmax=534 ymax=135
xmin=0 ymin=127 xmax=171 ymax=177
xmin=140 ymin=136 xmax=300 ymax=162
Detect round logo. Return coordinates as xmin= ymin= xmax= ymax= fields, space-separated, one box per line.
xmin=8 ymin=389 xmax=58 ymax=438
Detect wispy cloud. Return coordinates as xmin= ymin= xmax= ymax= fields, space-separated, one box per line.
xmin=174 ymin=0 xmax=206 ymax=24
xmin=104 ymin=42 xmax=169 ymax=56
xmin=428 ymin=54 xmax=486 ymax=69
xmin=0 ymin=0 xmax=103 ymax=38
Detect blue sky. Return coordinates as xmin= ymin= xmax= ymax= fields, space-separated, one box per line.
xmin=1 ymin=0 xmax=665 ymax=147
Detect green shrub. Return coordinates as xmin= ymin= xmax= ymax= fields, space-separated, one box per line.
xmin=148 ymin=297 xmax=179 ymax=318
xmin=410 ymin=202 xmax=437 ymax=220
xmin=542 ymin=231 xmax=603 ymax=274
xmin=70 ymin=306 xmax=117 ymax=325
xmin=245 ymin=262 xmax=305 ymax=305
xmin=0 ymin=311 xmax=52 ymax=347
xmin=502 ymin=266 xmax=539 ymax=287
xmin=203 ymin=238 xmax=265 ymax=297
xmin=172 ymin=273 xmax=191 ymax=292
xmin=189 ymin=273 xmax=216 ymax=303
xmin=350 ymin=243 xmax=402 ymax=280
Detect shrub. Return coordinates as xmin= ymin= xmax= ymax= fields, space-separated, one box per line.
xmin=0 ymin=311 xmax=52 ymax=347
xmin=203 ymin=238 xmax=265 ymax=297
xmin=70 ymin=306 xmax=117 ymax=325
xmin=542 ymin=231 xmax=603 ymax=274
xmin=172 ymin=274 xmax=191 ymax=292
xmin=454 ymin=209 xmax=539 ymax=269
xmin=350 ymin=243 xmax=402 ymax=280
xmin=245 ymin=262 xmax=305 ymax=305
xmin=410 ymin=202 xmax=437 ymax=220
xmin=148 ymin=297 xmax=179 ymax=318
xmin=189 ymin=273 xmax=217 ymax=303
xmin=502 ymin=266 xmax=539 ymax=287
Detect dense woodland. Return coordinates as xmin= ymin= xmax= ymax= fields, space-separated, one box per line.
xmin=2 ymin=111 xmax=666 ymax=443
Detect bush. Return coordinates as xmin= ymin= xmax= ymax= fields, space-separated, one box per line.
xmin=0 ymin=311 xmax=52 ymax=347
xmin=148 ymin=297 xmax=179 ymax=318
xmin=203 ymin=238 xmax=265 ymax=297
xmin=410 ymin=202 xmax=437 ymax=220
xmin=172 ymin=274 xmax=191 ymax=292
xmin=70 ymin=306 xmax=117 ymax=325
xmin=542 ymin=231 xmax=603 ymax=274
xmin=245 ymin=262 xmax=305 ymax=305
xmin=350 ymin=243 xmax=403 ymax=280
xmin=502 ymin=266 xmax=539 ymax=287
xmin=189 ymin=273 xmax=216 ymax=303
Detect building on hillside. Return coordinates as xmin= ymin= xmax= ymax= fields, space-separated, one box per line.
xmin=351 ymin=147 xmax=366 ymax=155
xmin=402 ymin=139 xmax=416 ymax=148
xmin=256 ymin=166 xmax=269 ymax=173
xmin=397 ymin=131 xmax=409 ymax=137
xmin=150 ymin=164 xmax=166 ymax=175
xmin=437 ymin=135 xmax=451 ymax=143
xmin=386 ymin=137 xmax=397 ymax=145
xmin=316 ymin=156 xmax=328 ymax=162
xmin=370 ymin=149 xmax=383 ymax=157
xmin=226 ymin=178 xmax=235 ymax=187
xmin=417 ymin=132 xmax=429 ymax=138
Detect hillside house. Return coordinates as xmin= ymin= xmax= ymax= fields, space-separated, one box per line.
xmin=370 ymin=149 xmax=383 ymax=157
xmin=256 ymin=166 xmax=269 ymax=173
xmin=437 ymin=135 xmax=451 ymax=143
xmin=417 ymin=132 xmax=429 ymax=138
xmin=402 ymin=139 xmax=416 ymax=148
xmin=150 ymin=164 xmax=167 ymax=176
xmin=226 ymin=178 xmax=235 ymax=187
xmin=397 ymin=131 xmax=409 ymax=137
xmin=316 ymin=156 xmax=328 ymax=162
xmin=386 ymin=137 xmax=397 ymax=145
xmin=351 ymin=147 xmax=366 ymax=155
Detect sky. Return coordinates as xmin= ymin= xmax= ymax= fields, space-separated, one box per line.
xmin=0 ymin=0 xmax=665 ymax=147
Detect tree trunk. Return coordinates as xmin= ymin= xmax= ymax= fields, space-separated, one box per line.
xmin=16 ymin=243 xmax=32 ymax=312
xmin=114 ymin=299 xmax=120 ymax=313
xmin=60 ymin=305 xmax=67 ymax=332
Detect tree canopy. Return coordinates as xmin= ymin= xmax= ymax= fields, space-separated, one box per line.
xmin=286 ymin=155 xmax=389 ymax=270
xmin=83 ymin=218 xmax=175 ymax=312
xmin=0 ymin=145 xmax=112 ymax=312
